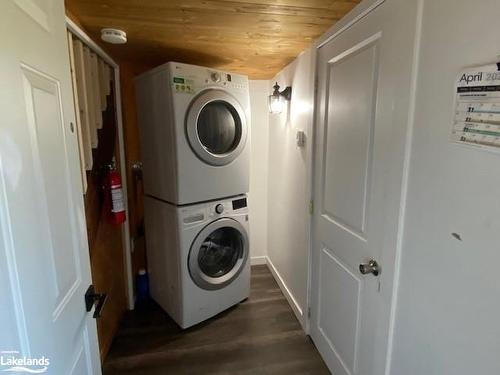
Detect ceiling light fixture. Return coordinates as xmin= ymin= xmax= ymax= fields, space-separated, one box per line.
xmin=101 ymin=28 xmax=127 ymax=44
xmin=268 ymin=82 xmax=292 ymax=114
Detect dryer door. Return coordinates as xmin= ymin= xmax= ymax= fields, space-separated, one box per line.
xmin=189 ymin=218 xmax=249 ymax=290
xmin=186 ymin=89 xmax=248 ymax=166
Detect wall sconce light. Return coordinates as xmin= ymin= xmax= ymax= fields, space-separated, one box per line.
xmin=268 ymin=82 xmax=292 ymax=114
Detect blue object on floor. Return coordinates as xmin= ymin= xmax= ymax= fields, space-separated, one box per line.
xmin=136 ymin=268 xmax=150 ymax=304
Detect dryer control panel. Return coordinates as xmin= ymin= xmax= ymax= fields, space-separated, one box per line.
xmin=169 ymin=61 xmax=248 ymax=94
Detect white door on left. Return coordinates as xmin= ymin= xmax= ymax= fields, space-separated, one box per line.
xmin=0 ymin=1 xmax=101 ymax=374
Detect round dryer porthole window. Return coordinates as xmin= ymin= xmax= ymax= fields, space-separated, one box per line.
xmin=186 ymin=89 xmax=248 ymax=166
xmin=188 ymin=218 xmax=249 ymax=290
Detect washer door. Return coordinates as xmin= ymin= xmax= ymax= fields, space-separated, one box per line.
xmin=186 ymin=89 xmax=248 ymax=166
xmin=189 ymin=218 xmax=249 ymax=290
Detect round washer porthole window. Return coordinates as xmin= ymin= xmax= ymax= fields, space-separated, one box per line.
xmin=198 ymin=226 xmax=243 ymax=277
xmin=186 ymin=90 xmax=248 ymax=166
xmin=188 ymin=218 xmax=249 ymax=290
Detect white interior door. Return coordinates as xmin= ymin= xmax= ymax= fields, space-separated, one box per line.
xmin=0 ymin=1 xmax=101 ymax=374
xmin=310 ymin=1 xmax=418 ymax=374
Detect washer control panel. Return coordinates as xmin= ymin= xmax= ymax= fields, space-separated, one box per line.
xmin=182 ymin=196 xmax=248 ymax=226
xmin=208 ymin=197 xmax=248 ymax=218
xmin=182 ymin=210 xmax=205 ymax=225
xmin=210 ymin=201 xmax=230 ymax=218
xmin=231 ymin=197 xmax=247 ymax=210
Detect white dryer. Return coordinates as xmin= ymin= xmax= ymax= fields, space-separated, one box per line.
xmin=136 ymin=62 xmax=250 ymax=205
xmin=144 ymin=195 xmax=250 ymax=328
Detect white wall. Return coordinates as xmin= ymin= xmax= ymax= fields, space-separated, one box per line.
xmin=390 ymin=1 xmax=500 ymax=374
xmin=266 ymin=48 xmax=315 ymax=325
xmin=248 ymin=81 xmax=269 ymax=263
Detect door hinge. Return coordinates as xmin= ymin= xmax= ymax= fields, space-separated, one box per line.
xmin=309 ymin=199 xmax=314 ymax=214
xmin=307 ymin=307 xmax=311 ymax=319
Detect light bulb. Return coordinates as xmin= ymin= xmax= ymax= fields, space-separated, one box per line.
xmin=268 ymin=95 xmax=284 ymax=114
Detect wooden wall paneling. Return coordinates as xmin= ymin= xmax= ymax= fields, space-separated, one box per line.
xmin=72 ymin=37 xmax=94 ymax=171
xmin=89 ymin=110 xmax=126 ymax=361
xmin=83 ymin=46 xmax=98 ymax=147
xmin=67 ymin=31 xmax=88 ymax=192
xmin=90 ymin=52 xmax=103 ymax=129
xmin=84 ymin=80 xmax=126 ymax=361
xmin=90 ymin=207 xmax=125 ymax=360
xmin=65 ymin=0 xmax=361 ymax=79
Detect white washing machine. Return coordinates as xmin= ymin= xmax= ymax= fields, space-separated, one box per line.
xmin=144 ymin=194 xmax=250 ymax=328
xmin=136 ymin=62 xmax=250 ymax=205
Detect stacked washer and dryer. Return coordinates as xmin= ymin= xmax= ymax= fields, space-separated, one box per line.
xmin=135 ymin=62 xmax=251 ymax=328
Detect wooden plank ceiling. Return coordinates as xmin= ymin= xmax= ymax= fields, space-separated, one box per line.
xmin=65 ymin=0 xmax=360 ymax=79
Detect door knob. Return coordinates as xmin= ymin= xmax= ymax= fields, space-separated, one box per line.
xmin=359 ymin=260 xmax=380 ymax=276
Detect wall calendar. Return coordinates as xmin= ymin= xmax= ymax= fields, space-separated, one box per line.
xmin=451 ymin=63 xmax=500 ymax=152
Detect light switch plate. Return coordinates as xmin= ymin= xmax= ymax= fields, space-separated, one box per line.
xmin=296 ymin=130 xmax=306 ymax=147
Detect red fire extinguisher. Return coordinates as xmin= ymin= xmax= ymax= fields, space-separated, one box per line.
xmin=107 ymin=166 xmax=126 ymax=225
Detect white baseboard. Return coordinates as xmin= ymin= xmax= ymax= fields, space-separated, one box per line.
xmin=265 ymin=256 xmax=305 ymax=328
xmin=250 ymin=256 xmax=268 ymax=265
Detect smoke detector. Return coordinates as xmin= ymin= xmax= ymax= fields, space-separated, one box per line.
xmin=101 ymin=28 xmax=127 ymax=44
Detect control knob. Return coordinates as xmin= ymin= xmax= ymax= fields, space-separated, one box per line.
xmin=215 ymin=204 xmax=224 ymax=214
xmin=211 ymin=72 xmax=221 ymax=82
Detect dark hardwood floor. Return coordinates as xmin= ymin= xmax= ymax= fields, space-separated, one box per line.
xmin=103 ymin=265 xmax=330 ymax=374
